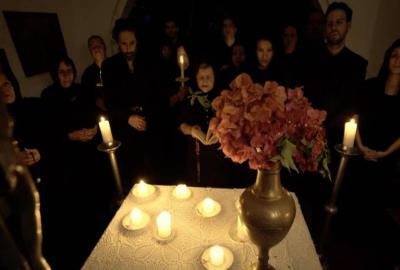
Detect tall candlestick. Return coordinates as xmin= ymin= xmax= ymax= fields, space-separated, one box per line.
xmin=157 ymin=211 xmax=172 ymax=238
xmin=343 ymin=118 xmax=357 ymax=149
xmin=179 ymin=54 xmax=185 ymax=80
xmin=209 ymin=245 xmax=224 ymax=266
xmin=98 ymin=116 xmax=113 ymax=144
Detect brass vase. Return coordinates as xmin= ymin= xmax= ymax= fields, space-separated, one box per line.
xmin=240 ymin=164 xmax=296 ymax=270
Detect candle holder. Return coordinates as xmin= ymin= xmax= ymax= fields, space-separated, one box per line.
xmin=319 ymin=143 xmax=361 ymax=255
xmin=175 ymin=76 xmax=189 ymax=88
xmin=196 ymin=198 xmax=222 ymax=218
xmin=172 ymin=184 xmax=192 ymax=200
xmin=122 ymin=210 xmax=150 ymax=231
xmin=97 ymin=141 xmax=124 ymax=202
xmin=201 ymin=245 xmax=234 ymax=270
xmin=152 ymin=223 xmax=176 ymax=244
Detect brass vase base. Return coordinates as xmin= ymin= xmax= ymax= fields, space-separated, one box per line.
xmin=250 ymin=262 xmax=275 ymax=270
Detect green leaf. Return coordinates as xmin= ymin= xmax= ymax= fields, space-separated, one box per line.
xmin=280 ymin=138 xmax=299 ymax=173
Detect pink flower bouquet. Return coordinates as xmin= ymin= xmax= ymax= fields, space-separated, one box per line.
xmin=209 ymin=73 xmax=330 ymax=178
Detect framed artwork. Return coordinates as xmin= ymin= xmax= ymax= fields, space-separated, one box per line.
xmin=3 ymin=11 xmax=67 ymax=77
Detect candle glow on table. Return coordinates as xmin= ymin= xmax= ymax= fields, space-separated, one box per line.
xmin=343 ymin=118 xmax=357 ymax=149
xmin=202 ymin=197 xmax=216 ymax=215
xmin=179 ymin=54 xmax=185 ymax=80
xmin=98 ymin=116 xmax=113 ymax=144
xmin=156 ymin=211 xmax=172 ymax=239
xmin=173 ymin=184 xmax=191 ymax=199
xmin=209 ymin=245 xmax=224 ymax=266
xmin=236 ymin=216 xmax=248 ymax=239
xmin=129 ymin=208 xmax=144 ymax=226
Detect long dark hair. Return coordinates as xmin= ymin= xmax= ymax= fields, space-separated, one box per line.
xmin=49 ymin=56 xmax=77 ymax=85
xmin=378 ymin=38 xmax=400 ymax=81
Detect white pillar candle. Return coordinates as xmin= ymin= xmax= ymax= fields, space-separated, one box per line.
xmin=202 ymin=197 xmax=216 ymax=215
xmin=343 ymin=118 xmax=357 ymax=149
xmin=173 ymin=184 xmax=191 ymax=199
xmin=129 ymin=208 xmax=143 ymax=226
xmin=136 ymin=180 xmax=150 ymax=197
xmin=209 ymin=245 xmax=224 ymax=266
xmin=99 ymin=116 xmax=113 ymax=144
xmin=157 ymin=211 xmax=172 ymax=238
xmin=179 ymin=55 xmax=185 ymax=80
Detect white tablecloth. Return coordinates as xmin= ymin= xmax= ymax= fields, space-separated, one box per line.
xmin=83 ymin=185 xmax=321 ymax=270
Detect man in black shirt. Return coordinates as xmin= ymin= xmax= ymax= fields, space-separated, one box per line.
xmin=305 ymin=2 xmax=368 ymax=144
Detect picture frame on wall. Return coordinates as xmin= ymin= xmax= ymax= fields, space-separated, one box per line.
xmin=3 ymin=11 xmax=67 ymax=77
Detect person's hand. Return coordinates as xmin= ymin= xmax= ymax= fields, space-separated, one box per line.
xmin=21 ymin=148 xmax=41 ymax=166
xmin=68 ymin=127 xmax=97 ymax=142
xmin=205 ymin=128 xmax=219 ymax=145
xmin=364 ymin=150 xmax=388 ymax=161
xmin=191 ymin=125 xmax=207 ymax=144
xmin=180 ymin=123 xmax=192 ymax=136
xmin=128 ymin=115 xmax=146 ymax=131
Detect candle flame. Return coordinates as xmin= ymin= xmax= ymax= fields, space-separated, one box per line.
xmin=179 ymin=55 xmax=184 ymax=65
xmin=100 ymin=116 xmax=106 ymax=122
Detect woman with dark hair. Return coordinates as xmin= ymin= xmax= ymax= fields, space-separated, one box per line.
xmin=41 ymin=56 xmax=111 ymax=269
xmin=353 ymin=39 xmax=400 ymax=209
xmin=247 ymin=36 xmax=285 ymax=85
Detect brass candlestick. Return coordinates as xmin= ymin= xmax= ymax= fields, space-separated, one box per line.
xmin=319 ymin=144 xmax=360 ymax=255
xmin=175 ymin=76 xmax=189 ymax=88
xmin=97 ymin=140 xmax=123 ymax=201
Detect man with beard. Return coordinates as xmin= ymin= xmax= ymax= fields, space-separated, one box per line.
xmin=102 ymin=19 xmax=156 ymax=191
xmin=304 ymin=2 xmax=367 ymax=145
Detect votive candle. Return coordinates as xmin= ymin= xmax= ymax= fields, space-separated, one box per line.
xmin=129 ymin=208 xmax=143 ymax=226
xmin=209 ymin=245 xmax=224 ymax=266
xmin=202 ymin=197 xmax=216 ymax=215
xmin=173 ymin=184 xmax=191 ymax=199
xmin=157 ymin=211 xmax=172 ymax=238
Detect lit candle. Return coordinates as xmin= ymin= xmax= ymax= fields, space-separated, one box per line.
xmin=98 ymin=116 xmax=113 ymax=144
xmin=202 ymin=197 xmax=216 ymax=215
xmin=209 ymin=245 xmax=224 ymax=266
xmin=157 ymin=211 xmax=171 ymax=238
xmin=173 ymin=184 xmax=191 ymax=199
xmin=136 ymin=180 xmax=150 ymax=198
xmin=343 ymin=118 xmax=357 ymax=149
xmin=129 ymin=208 xmax=143 ymax=226
xmin=179 ymin=54 xmax=185 ymax=80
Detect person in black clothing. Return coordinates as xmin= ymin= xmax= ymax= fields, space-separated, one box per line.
xmin=219 ymin=43 xmax=248 ymax=89
xmin=247 ymin=37 xmax=285 ymax=85
xmin=81 ymin=35 xmax=107 ymax=111
xmin=178 ymin=62 xmax=240 ymax=187
xmin=0 ymin=72 xmax=42 ymax=182
xmin=102 ymin=18 xmax=158 ymax=187
xmin=304 ymin=2 xmax=367 ymax=145
xmin=41 ymin=56 xmax=110 ymax=270
xmin=279 ymin=24 xmax=305 ymax=88
xmin=354 ymin=39 xmax=400 ymax=205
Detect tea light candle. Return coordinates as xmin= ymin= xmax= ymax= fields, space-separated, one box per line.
xmin=173 ymin=184 xmax=191 ymax=199
xmin=202 ymin=197 xmax=216 ymax=215
xmin=179 ymin=54 xmax=185 ymax=80
xmin=209 ymin=245 xmax=224 ymax=266
xmin=129 ymin=208 xmax=143 ymax=226
xmin=98 ymin=116 xmax=113 ymax=144
xmin=157 ymin=211 xmax=171 ymax=238
xmin=136 ymin=180 xmax=151 ymax=198
xmin=343 ymin=118 xmax=357 ymax=149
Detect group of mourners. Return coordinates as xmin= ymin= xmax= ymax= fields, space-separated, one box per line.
xmin=0 ymin=1 xmax=399 ymax=269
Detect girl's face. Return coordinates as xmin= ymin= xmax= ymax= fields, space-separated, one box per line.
xmin=232 ymin=45 xmax=246 ymax=67
xmin=196 ymin=67 xmax=215 ymax=93
xmin=256 ymin=40 xmax=273 ymax=69
xmin=58 ymin=61 xmax=74 ymax=88
xmin=0 ymin=74 xmax=16 ymax=104
xmin=389 ymin=47 xmax=400 ymax=75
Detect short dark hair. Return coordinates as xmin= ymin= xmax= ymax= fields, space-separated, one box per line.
xmin=112 ymin=18 xmax=136 ymax=42
xmin=87 ymin=35 xmax=105 ymax=48
xmin=326 ymin=2 xmax=353 ymax=22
